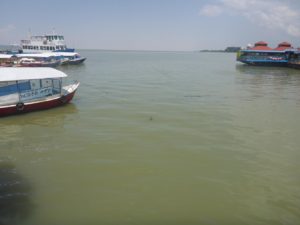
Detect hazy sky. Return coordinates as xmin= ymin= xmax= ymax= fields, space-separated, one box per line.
xmin=1 ymin=0 xmax=300 ymax=51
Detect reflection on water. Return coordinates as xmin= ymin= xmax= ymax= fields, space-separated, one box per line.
xmin=235 ymin=64 xmax=299 ymax=76
xmin=0 ymin=159 xmax=33 ymax=225
xmin=0 ymin=104 xmax=78 ymax=144
xmin=25 ymin=103 xmax=78 ymax=127
xmin=235 ymin=64 xmax=300 ymax=101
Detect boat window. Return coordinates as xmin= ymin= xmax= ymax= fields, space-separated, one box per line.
xmin=0 ymin=81 xmax=18 ymax=96
xmin=30 ymin=80 xmax=41 ymax=90
xmin=53 ymin=79 xmax=61 ymax=93
xmin=19 ymin=79 xmax=55 ymax=101
xmin=17 ymin=80 xmax=31 ymax=92
xmin=41 ymin=79 xmax=52 ymax=88
xmin=56 ymin=46 xmax=59 ymax=49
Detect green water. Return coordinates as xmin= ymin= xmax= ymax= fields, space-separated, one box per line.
xmin=1 ymin=51 xmax=300 ymax=225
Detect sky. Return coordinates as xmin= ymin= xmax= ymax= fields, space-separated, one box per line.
xmin=1 ymin=0 xmax=300 ymax=51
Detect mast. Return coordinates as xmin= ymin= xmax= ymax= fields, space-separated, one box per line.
xmin=28 ymin=28 xmax=32 ymax=39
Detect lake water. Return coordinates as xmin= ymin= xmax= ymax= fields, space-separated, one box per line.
xmin=1 ymin=50 xmax=300 ymax=225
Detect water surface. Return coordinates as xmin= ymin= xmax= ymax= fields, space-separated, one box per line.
xmin=1 ymin=51 xmax=300 ymax=225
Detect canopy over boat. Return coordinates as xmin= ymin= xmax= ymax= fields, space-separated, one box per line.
xmin=54 ymin=52 xmax=79 ymax=57
xmin=15 ymin=53 xmax=59 ymax=58
xmin=0 ymin=54 xmax=14 ymax=59
xmin=0 ymin=67 xmax=67 ymax=82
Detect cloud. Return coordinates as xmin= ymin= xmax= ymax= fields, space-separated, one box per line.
xmin=200 ymin=0 xmax=300 ymax=37
xmin=0 ymin=24 xmax=15 ymax=36
xmin=199 ymin=5 xmax=223 ymax=17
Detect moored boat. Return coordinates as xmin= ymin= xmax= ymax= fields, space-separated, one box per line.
xmin=1 ymin=52 xmax=87 ymax=67
xmin=68 ymin=57 xmax=86 ymax=65
xmin=20 ymin=32 xmax=75 ymax=53
xmin=55 ymin=52 xmax=86 ymax=65
xmin=0 ymin=54 xmax=15 ymax=67
xmin=17 ymin=58 xmax=60 ymax=67
xmin=237 ymin=41 xmax=293 ymax=67
xmin=287 ymin=50 xmax=300 ymax=69
xmin=0 ymin=67 xmax=79 ymax=117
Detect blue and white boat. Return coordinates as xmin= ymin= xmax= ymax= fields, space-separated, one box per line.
xmin=55 ymin=52 xmax=86 ymax=65
xmin=20 ymin=32 xmax=75 ymax=53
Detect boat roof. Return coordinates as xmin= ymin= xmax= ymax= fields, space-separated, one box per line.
xmin=0 ymin=67 xmax=67 ymax=82
xmin=17 ymin=52 xmax=78 ymax=57
xmin=1 ymin=52 xmax=79 ymax=59
xmin=0 ymin=54 xmax=13 ymax=59
xmin=16 ymin=53 xmax=57 ymax=58
xmin=54 ymin=52 xmax=78 ymax=57
xmin=240 ymin=49 xmax=298 ymax=53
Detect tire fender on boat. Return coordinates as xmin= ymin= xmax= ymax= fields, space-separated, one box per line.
xmin=16 ymin=102 xmax=24 ymax=111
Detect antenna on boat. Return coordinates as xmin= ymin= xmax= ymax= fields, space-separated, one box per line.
xmin=28 ymin=28 xmax=31 ymax=38
xmin=52 ymin=27 xmax=56 ymax=35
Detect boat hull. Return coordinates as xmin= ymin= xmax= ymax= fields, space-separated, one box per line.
xmin=0 ymin=90 xmax=76 ymax=117
xmin=238 ymin=59 xmax=289 ymax=67
xmin=18 ymin=61 xmax=60 ymax=67
xmin=68 ymin=57 xmax=86 ymax=65
xmin=54 ymin=48 xmax=75 ymax=53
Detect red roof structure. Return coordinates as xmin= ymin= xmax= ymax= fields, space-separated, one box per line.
xmin=273 ymin=42 xmax=293 ymax=51
xmin=251 ymin=41 xmax=272 ymax=50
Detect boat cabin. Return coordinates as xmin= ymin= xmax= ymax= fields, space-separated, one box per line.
xmin=0 ymin=68 xmax=66 ymax=106
xmin=20 ymin=33 xmax=73 ymax=53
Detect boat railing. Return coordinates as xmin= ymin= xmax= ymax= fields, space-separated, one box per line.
xmin=21 ymin=40 xmax=31 ymax=44
xmin=238 ymin=54 xmax=287 ymax=61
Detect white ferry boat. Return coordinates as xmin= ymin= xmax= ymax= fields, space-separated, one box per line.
xmin=20 ymin=32 xmax=75 ymax=53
